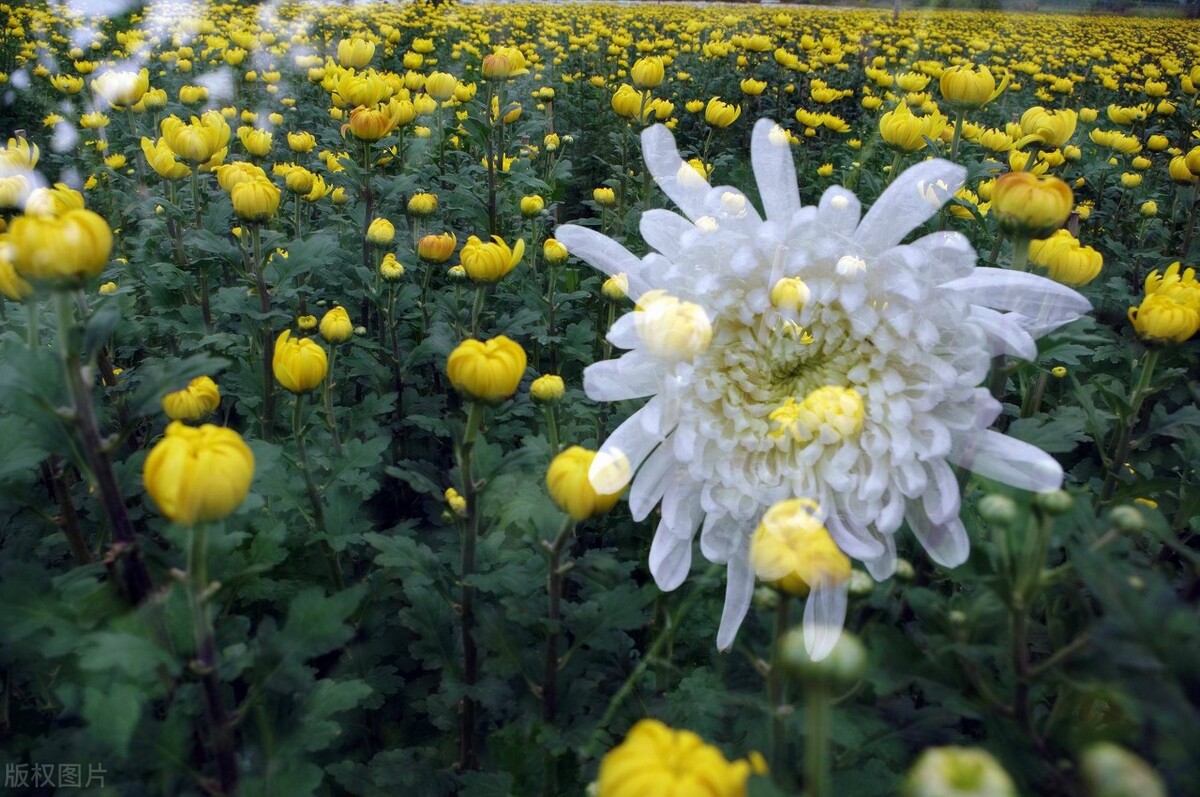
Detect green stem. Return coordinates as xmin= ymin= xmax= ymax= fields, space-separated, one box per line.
xmin=323 ymin=346 xmax=342 ymax=454
xmin=53 ymin=290 xmax=151 ymax=603
xmin=886 ymin=150 xmax=903 ymax=185
xmin=457 ymin=400 xmax=486 ymax=771
xmin=1010 ymin=235 xmax=1031 ymax=272
xmin=543 ymin=404 xmax=560 ymax=454
xmin=1099 ymin=348 xmax=1160 ymax=503
xmin=26 ymin=299 xmax=39 ymax=349
xmin=804 ymin=680 xmax=832 ymax=797
xmin=949 ymin=110 xmax=965 ymax=161
xmin=187 ymin=522 xmax=238 ymax=795
xmin=769 ymin=596 xmax=791 ymax=784
xmin=252 ymin=225 xmax=275 ymax=440
xmin=470 ymin=284 xmax=486 ymax=337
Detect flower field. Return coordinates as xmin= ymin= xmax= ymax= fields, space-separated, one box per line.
xmin=1 ymin=0 xmax=1199 ymax=795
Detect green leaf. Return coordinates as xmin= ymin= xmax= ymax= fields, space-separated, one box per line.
xmin=279 ymin=585 xmax=367 ymax=661
xmin=1007 ymin=407 xmax=1090 ymax=453
xmin=81 ymin=683 xmax=143 ymax=757
xmin=78 ymin=631 xmax=180 ymax=681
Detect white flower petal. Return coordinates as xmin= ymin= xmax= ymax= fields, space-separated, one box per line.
xmin=649 ymin=515 xmax=696 ymax=591
xmin=906 ymin=503 xmax=970 ymax=568
xmin=700 ymin=511 xmax=741 ymax=564
xmin=943 ymin=269 xmax=1091 ymax=332
xmin=751 ymin=119 xmax=801 ymax=223
xmin=716 ymin=547 xmax=755 ymax=652
xmin=804 ymin=579 xmax=849 ymax=662
xmin=642 ymin=124 xmax=710 ymax=221
xmin=641 ymin=209 xmax=693 ymax=260
xmin=969 ymin=306 xmax=1039 ymax=360
xmin=629 ymin=445 xmax=675 ymax=522
xmin=816 ymin=186 xmax=861 ymax=239
xmin=583 ymin=351 xmax=659 ymax=401
xmin=921 ymin=459 xmax=962 ymax=525
xmin=854 ymin=159 xmax=966 ymax=255
xmin=863 ymin=533 xmax=898 ymax=580
xmin=825 ymin=511 xmax=886 ymax=559
xmin=554 ymin=224 xmax=653 ymax=299
xmin=590 ymin=400 xmax=666 ymax=494
xmin=952 ymin=429 xmax=1065 ymax=493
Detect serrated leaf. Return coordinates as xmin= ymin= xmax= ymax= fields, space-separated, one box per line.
xmin=1007 ymin=407 xmax=1090 ymax=453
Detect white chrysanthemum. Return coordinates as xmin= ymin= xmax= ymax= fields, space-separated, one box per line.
xmin=556 ymin=120 xmax=1090 ymax=659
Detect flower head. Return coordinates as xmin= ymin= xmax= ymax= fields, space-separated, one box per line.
xmin=598 ymin=719 xmax=764 ymax=797
xmin=555 ymin=120 xmax=1089 ymax=658
xmin=162 ymin=376 xmax=221 ymax=421
xmin=143 ymin=422 xmax=255 ymax=525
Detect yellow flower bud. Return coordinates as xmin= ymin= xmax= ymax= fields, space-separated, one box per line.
xmin=446 ymin=335 xmax=527 ymax=402
xmin=1168 ymin=155 xmax=1197 ymax=185
xmin=460 ymin=234 xmax=525 ymax=282
xmin=162 ymin=376 xmax=221 ymax=421
xmin=98 ymin=281 xmax=118 ymax=295
xmin=1141 ymin=200 xmax=1157 ymax=217
xmin=1128 ymin=294 xmax=1199 ymax=344
xmin=631 ymin=56 xmax=665 ymax=90
xmin=546 ymin=446 xmax=624 ymax=520
xmin=593 ymin=187 xmax=616 ymax=207
xmin=9 ymin=209 xmax=113 ymax=285
xmin=444 ymin=487 xmax=467 ymax=518
xmin=287 ymin=131 xmax=315 ymax=153
xmin=602 ymin=273 xmax=628 ymax=301
xmin=0 ymin=235 xmax=33 ymax=301
xmin=520 ymin=194 xmax=545 ymax=218
xmin=1120 ymin=172 xmax=1142 ymax=188
xmin=543 ymin=237 xmax=568 ymax=265
xmin=634 ymin=290 xmax=712 ymax=361
xmin=407 ymin=192 xmax=438 ymax=217
xmin=297 ymin=314 xmax=317 ymax=331
xmin=939 ymin=63 xmax=1008 ymax=110
xmin=237 ymin=126 xmax=272 ymax=157
xmin=418 ymin=232 xmax=457 ymax=263
xmin=336 ymin=37 xmax=375 ymax=69
xmin=143 ymin=422 xmax=255 ymax=525
xmin=704 ymin=96 xmax=741 ymax=128
xmin=598 ymin=720 xmax=764 ymax=797
xmin=530 ymin=373 xmax=565 ymax=403
xmin=770 ymin=277 xmax=811 ymax=312
xmin=424 ymin=71 xmax=458 ymax=102
xmin=229 ymin=178 xmax=280 ymax=223
xmin=367 ymin=217 xmax=395 ymax=245
xmin=379 ymin=252 xmax=405 ymax=280
xmin=991 ymin=171 xmax=1073 ymax=239
xmin=273 ymin=329 xmax=328 ymax=393
xmin=1029 ymin=229 xmax=1102 ymax=286
xmin=319 ymin=306 xmax=353 ymax=344
xmin=750 ymin=498 xmax=850 ymax=596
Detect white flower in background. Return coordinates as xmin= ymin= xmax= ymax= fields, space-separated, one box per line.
xmin=555 ymin=119 xmax=1091 ymax=659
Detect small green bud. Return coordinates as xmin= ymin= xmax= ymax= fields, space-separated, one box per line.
xmin=1079 ymin=743 xmax=1166 ymax=797
xmin=847 ymin=569 xmax=874 ymax=597
xmin=780 ymin=628 xmax=866 ymax=688
xmin=949 ymin=609 xmax=967 ymax=626
xmin=894 ymin=558 xmax=915 ymax=581
xmin=977 ymin=494 xmax=1018 ymax=525
xmin=1033 ymin=489 xmax=1073 ymax=515
xmin=1109 ymin=505 xmax=1146 ymax=534
xmin=903 ymin=746 xmax=1017 ymax=797
xmin=753 ymin=585 xmax=779 ymax=611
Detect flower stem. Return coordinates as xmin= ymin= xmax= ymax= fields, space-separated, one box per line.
xmin=470 ymin=284 xmax=486 ymax=337
xmin=542 ymin=404 xmax=560 ymax=454
xmin=187 ymin=522 xmax=238 ymax=795
xmin=456 ymin=400 xmax=486 ymax=771
xmin=768 ymin=596 xmax=791 ymax=784
xmin=53 ymin=290 xmax=151 ymax=603
xmin=804 ymin=680 xmax=832 ymax=797
xmin=541 ymin=514 xmax=575 ymax=797
xmin=949 ymin=110 xmax=965 ymax=161
xmin=252 ymin=224 xmax=276 ymax=441
xmin=323 ymin=346 xmax=342 ymax=454
xmin=1100 ymin=348 xmax=1160 ymax=503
